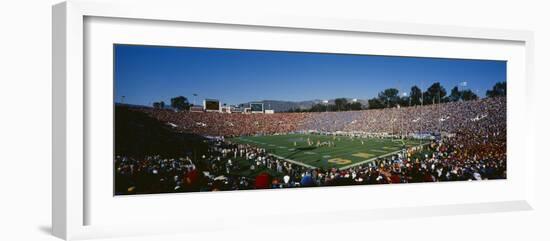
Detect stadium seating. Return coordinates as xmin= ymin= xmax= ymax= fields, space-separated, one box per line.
xmin=115 ymin=97 xmax=506 ymax=194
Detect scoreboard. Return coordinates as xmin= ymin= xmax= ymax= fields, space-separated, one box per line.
xmin=203 ymin=99 xmax=220 ymax=112
xmin=250 ymin=103 xmax=264 ymax=113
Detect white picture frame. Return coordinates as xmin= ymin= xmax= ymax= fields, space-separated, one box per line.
xmin=52 ymin=1 xmax=535 ymax=240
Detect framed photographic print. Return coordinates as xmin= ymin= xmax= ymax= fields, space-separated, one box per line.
xmin=52 ymin=0 xmax=535 ymax=240
xmin=113 ymin=44 xmax=507 ymax=194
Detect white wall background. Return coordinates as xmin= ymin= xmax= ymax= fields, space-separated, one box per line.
xmin=0 ymin=0 xmax=548 ymax=240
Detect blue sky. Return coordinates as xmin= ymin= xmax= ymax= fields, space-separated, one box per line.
xmin=114 ymin=44 xmax=506 ymax=106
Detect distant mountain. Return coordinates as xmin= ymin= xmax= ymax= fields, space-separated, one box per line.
xmin=238 ymin=98 xmax=369 ymax=112
xmin=115 ymin=102 xmax=153 ymax=109
xmin=116 ymin=98 xmax=370 ymax=113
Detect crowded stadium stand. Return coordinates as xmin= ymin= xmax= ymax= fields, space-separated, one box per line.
xmin=115 ymin=97 xmax=506 ymax=194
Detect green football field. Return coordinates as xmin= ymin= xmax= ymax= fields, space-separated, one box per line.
xmin=228 ymin=133 xmax=426 ymax=169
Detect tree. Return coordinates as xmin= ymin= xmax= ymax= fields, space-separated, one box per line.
xmin=410 ymin=85 xmax=422 ymax=106
xmin=486 ymin=81 xmax=506 ymax=97
xmin=447 ymin=86 xmax=479 ymax=102
xmin=170 ymin=96 xmax=190 ymax=111
xmin=309 ymin=103 xmax=328 ymax=112
xmin=424 ymin=82 xmax=447 ymax=105
xmin=461 ymin=90 xmax=479 ymax=101
xmin=449 ymin=86 xmax=461 ymax=102
xmin=152 ymin=101 xmax=165 ymax=109
xmin=377 ymin=88 xmax=400 ymax=107
xmin=334 ymin=98 xmax=348 ymax=111
xmin=399 ymin=96 xmax=411 ymax=107
xmin=348 ymin=102 xmax=363 ymax=110
xmin=367 ymin=98 xmax=385 ymax=109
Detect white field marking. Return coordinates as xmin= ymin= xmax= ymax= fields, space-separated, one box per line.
xmin=338 ymin=149 xmax=402 ymax=170
xmin=339 ymin=143 xmax=430 ymax=170
xmin=268 ymin=153 xmax=317 ymax=169
xmin=317 ymin=147 xmax=377 ymax=157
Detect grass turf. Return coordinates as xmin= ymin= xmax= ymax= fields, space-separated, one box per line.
xmin=228 ymin=133 xmax=425 ymax=169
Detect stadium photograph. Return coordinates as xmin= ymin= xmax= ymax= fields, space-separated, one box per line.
xmin=114 ymin=44 xmax=507 ymax=195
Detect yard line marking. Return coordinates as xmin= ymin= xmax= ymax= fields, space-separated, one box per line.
xmin=338 ymin=150 xmax=401 ymax=170
xmin=268 ymin=153 xmax=316 ymax=169
xmin=339 ymin=142 xmax=430 ymax=170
